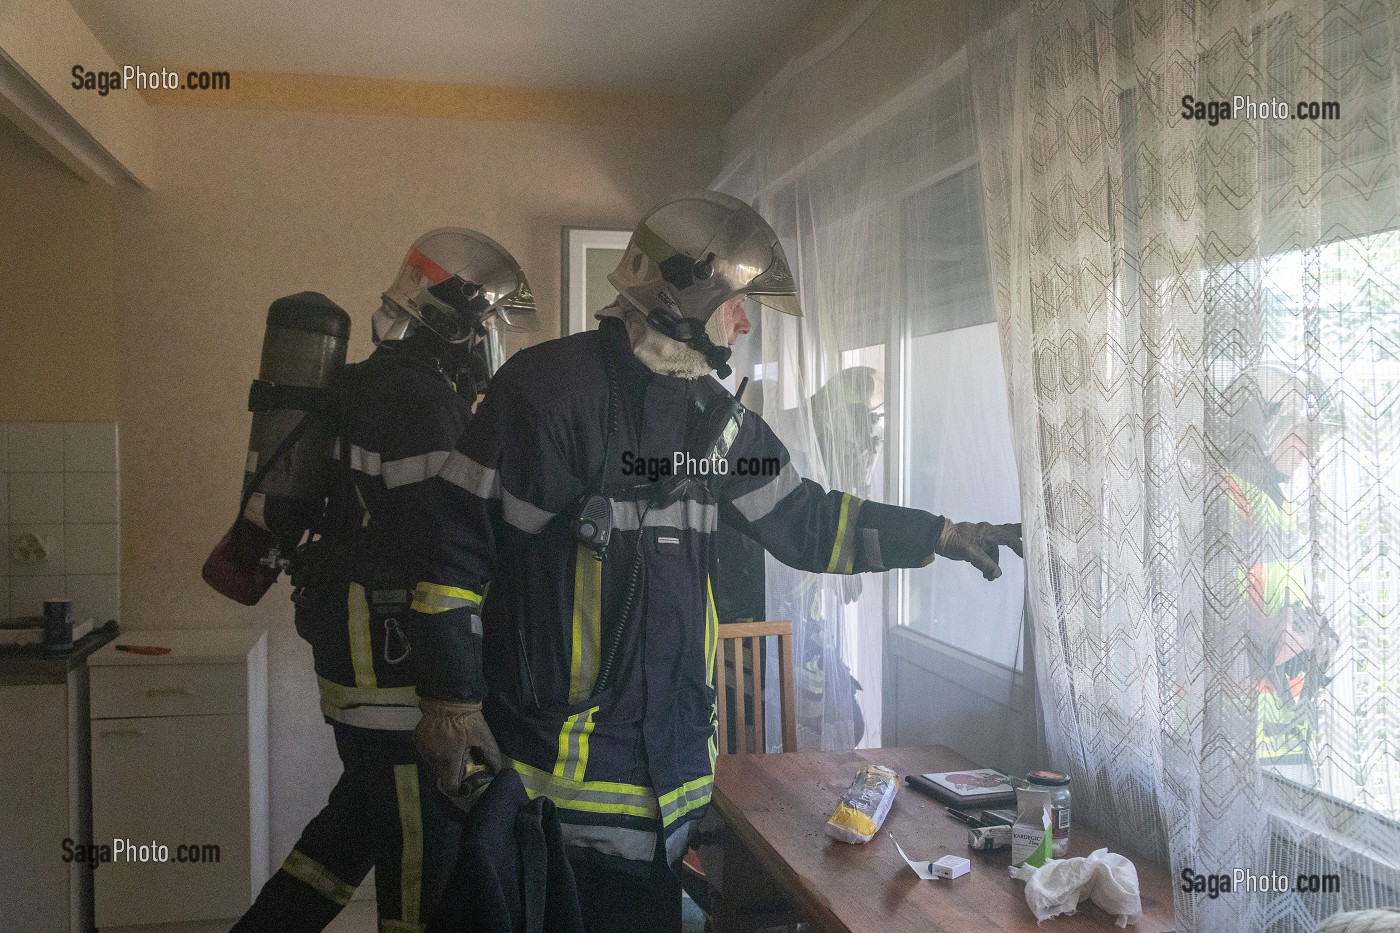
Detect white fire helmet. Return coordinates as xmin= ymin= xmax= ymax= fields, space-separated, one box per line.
xmin=373 ymin=228 xmax=536 ymax=345
xmin=608 ymin=191 xmax=801 ymax=350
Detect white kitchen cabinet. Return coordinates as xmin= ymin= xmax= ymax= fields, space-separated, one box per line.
xmin=88 ymin=628 xmax=269 ymax=929
xmin=0 ymin=627 xmax=117 ymax=933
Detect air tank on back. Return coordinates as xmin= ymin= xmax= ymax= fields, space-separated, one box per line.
xmin=241 ymin=291 xmax=351 ymax=545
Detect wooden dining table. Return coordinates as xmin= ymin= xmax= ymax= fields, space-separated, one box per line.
xmin=709 ymin=745 xmax=1177 ymax=932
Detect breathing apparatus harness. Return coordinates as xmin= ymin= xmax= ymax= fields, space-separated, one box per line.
xmin=578 ymin=319 xmax=748 ymax=696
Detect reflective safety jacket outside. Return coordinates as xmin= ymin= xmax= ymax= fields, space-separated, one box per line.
xmin=433 ymin=319 xmax=944 ymax=865
xmin=294 ymin=346 xmax=484 ymax=733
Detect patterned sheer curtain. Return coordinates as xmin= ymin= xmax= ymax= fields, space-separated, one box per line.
xmin=970 ymin=0 xmax=1400 ymax=929
xmin=716 ymin=6 xmax=1016 ymax=751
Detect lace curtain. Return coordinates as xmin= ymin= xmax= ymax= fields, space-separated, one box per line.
xmin=715 ymin=3 xmax=1019 ymax=751
xmin=970 ymin=1 xmax=1400 ymax=930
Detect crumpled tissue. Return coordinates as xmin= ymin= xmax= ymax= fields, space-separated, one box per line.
xmin=1008 ymin=847 xmax=1142 ymax=927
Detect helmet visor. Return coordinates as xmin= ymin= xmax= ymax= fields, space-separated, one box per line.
xmin=699 ymin=211 xmax=801 ymax=317
xmin=752 ymin=293 xmax=802 ymax=316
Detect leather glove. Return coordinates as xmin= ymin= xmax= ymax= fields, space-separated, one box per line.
xmin=415 ymin=698 xmax=502 ymax=810
xmin=935 ymin=520 xmax=1024 ymax=581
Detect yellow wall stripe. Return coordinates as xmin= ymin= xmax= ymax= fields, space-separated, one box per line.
xmin=137 ymin=69 xmax=724 ymax=128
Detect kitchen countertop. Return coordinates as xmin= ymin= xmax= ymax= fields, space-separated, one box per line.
xmin=88 ymin=626 xmax=267 ymax=666
xmin=0 ymin=621 xmax=121 ymax=685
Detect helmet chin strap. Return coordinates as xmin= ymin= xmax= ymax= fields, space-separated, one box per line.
xmin=643 ymin=308 xmax=734 ymax=379
xmin=700 ymin=340 xmax=733 ymax=379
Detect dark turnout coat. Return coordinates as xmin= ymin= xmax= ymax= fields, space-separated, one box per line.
xmin=419 ymin=318 xmax=943 ymax=866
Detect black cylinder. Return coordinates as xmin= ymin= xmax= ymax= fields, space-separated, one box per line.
xmin=241 ymin=292 xmax=350 ymax=541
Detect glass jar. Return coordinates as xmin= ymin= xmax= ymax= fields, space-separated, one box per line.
xmin=1026 ymin=769 xmax=1071 ymax=857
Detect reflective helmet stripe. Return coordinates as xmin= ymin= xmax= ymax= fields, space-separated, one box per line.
xmin=404 ymin=246 xmax=452 ymax=286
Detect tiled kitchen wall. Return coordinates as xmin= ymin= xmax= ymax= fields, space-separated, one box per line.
xmin=1 ymin=422 xmax=120 ymax=623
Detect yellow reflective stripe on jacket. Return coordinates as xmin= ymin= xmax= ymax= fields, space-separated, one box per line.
xmin=410 ymin=582 xmax=481 ymax=615
xmin=508 ymin=758 xmax=659 ymax=819
xmin=825 ymin=494 xmax=864 ymax=574
xmin=393 ymin=764 xmax=423 ymax=927
xmin=554 ymin=708 xmax=597 ymax=782
xmin=348 ymin=583 xmax=377 ymax=689
xmin=658 ymin=773 xmax=714 ymax=827
xmin=282 ymin=849 xmax=356 ymax=907
xmin=705 ymin=577 xmax=719 ymax=689
xmin=568 ymin=544 xmax=603 ymax=704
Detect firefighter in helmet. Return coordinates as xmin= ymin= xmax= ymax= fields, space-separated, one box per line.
xmin=408 ymin=191 xmax=1024 ymax=932
xmin=232 ymin=228 xmax=535 ymax=932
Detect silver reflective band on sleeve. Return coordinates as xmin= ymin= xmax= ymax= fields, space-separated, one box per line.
xmin=730 ymin=463 xmax=801 ymax=523
xmin=348 ymin=444 xmax=383 ymax=476
xmin=440 ymin=450 xmax=500 ymax=498
xmin=502 ymin=488 xmax=556 ymax=533
xmin=559 ymin=823 xmax=659 ymax=863
xmin=382 ymin=450 xmax=452 ymax=489
xmin=665 ymin=820 xmax=697 ymax=864
xmin=611 ymin=498 xmax=718 ymax=534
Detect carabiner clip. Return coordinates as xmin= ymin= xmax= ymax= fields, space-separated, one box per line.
xmin=383 ymin=617 xmax=412 ymax=665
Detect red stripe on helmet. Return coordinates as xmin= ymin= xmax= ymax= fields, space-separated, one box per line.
xmin=405 ymin=247 xmax=452 ymax=285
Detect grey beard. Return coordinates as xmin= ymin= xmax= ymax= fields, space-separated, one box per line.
xmin=596 ymin=298 xmax=725 ymax=379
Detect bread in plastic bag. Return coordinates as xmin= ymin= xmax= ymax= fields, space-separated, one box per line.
xmin=825 ymin=764 xmax=898 ymax=844
xmin=1008 ymin=847 xmax=1142 ymax=927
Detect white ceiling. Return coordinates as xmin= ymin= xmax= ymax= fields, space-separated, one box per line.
xmin=68 ymin=0 xmax=822 ymax=99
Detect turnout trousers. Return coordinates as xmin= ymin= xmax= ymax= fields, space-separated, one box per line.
xmin=230 ymin=724 xmax=462 ymax=933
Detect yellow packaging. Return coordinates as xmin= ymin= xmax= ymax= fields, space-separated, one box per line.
xmin=825 ymin=764 xmax=898 ymax=844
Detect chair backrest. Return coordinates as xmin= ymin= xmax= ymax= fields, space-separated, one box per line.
xmin=714 ymin=620 xmax=798 ymax=755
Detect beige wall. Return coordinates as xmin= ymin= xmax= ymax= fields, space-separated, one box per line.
xmin=722 ymin=0 xmax=971 ymax=173
xmin=0 ymin=118 xmax=119 ymax=421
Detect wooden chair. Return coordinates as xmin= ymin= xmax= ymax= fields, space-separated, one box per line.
xmin=715 ymin=620 xmax=799 ymax=756
xmin=683 ymin=620 xmax=801 ymax=931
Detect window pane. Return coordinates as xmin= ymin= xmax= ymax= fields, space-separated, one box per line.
xmin=903 ymin=322 xmax=1025 ymax=669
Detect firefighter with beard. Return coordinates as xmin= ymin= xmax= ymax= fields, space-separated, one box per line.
xmin=409 ymin=192 xmax=1024 ymax=932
